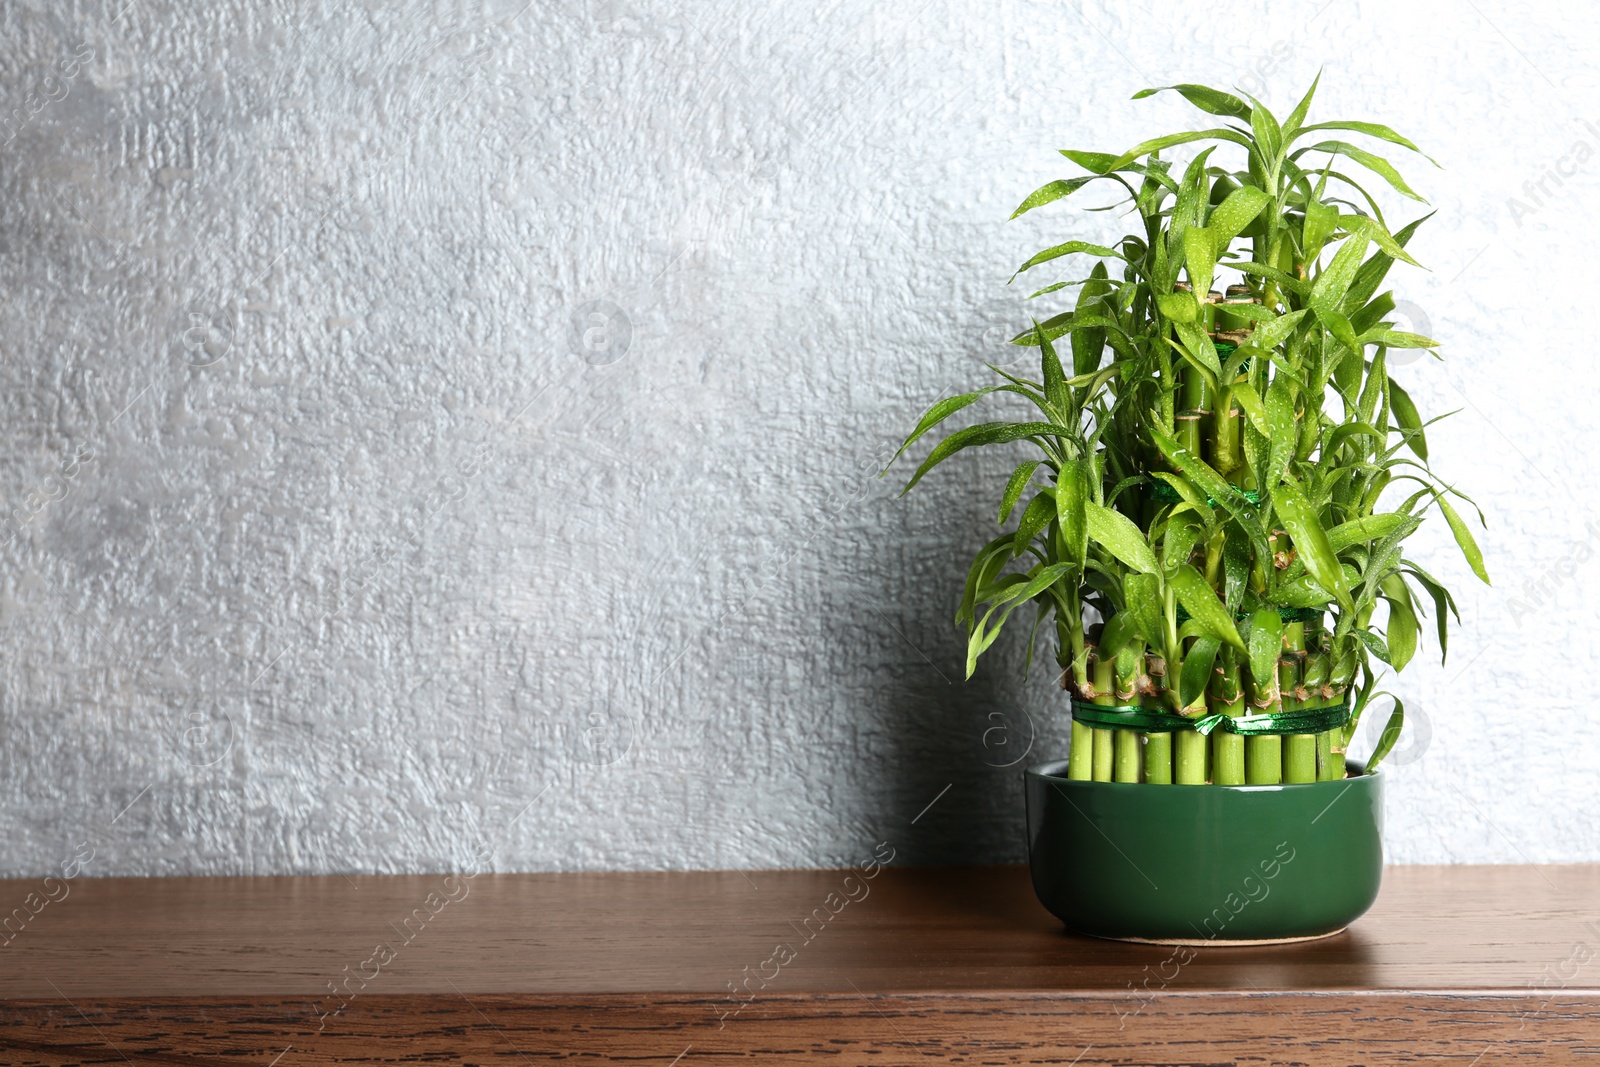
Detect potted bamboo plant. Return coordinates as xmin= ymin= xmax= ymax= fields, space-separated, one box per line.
xmin=891 ymin=78 xmax=1488 ymax=943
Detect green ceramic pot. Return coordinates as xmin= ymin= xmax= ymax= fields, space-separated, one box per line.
xmin=1025 ymin=758 xmax=1382 ymax=943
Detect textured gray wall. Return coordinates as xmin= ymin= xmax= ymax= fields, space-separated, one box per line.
xmin=1 ymin=0 xmax=1596 ymax=877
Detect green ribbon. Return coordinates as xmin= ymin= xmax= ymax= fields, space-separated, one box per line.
xmin=1071 ymin=698 xmax=1350 ymax=737
xmin=1145 ymin=481 xmax=1261 ymax=506
xmin=1174 ymin=604 xmax=1326 ymax=625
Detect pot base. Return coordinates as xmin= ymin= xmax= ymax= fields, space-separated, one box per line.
xmin=1090 ymin=927 xmax=1347 ymax=947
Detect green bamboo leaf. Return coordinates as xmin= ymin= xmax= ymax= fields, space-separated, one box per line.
xmin=1359 ymin=328 xmax=1436 ymax=349
xmin=1295 ymin=140 xmax=1426 ymax=202
xmin=1266 ymin=372 xmax=1297 ymax=482
xmin=1183 ymin=224 xmax=1216 ymax=299
xmin=889 ymin=388 xmax=1004 ymax=466
xmin=1275 ymin=479 xmax=1353 ymax=612
xmin=1010 ymin=176 xmax=1097 ymax=219
xmin=1013 ymin=492 xmax=1055 ymax=556
xmin=1380 ymin=574 xmax=1419 ymax=670
xmin=1172 ymin=321 xmax=1222 ymax=387
xmin=1104 ymin=128 xmax=1253 ymax=173
xmin=1326 ymin=513 xmax=1415 ymax=552
xmin=1388 ymin=379 xmax=1428 ymax=460
xmin=1321 ymin=421 xmax=1383 ymax=459
xmin=1309 ymin=229 xmax=1371 ymax=317
xmin=1232 ymin=382 xmax=1270 ymax=437
xmin=1248 ymin=93 xmax=1283 ymax=165
xmin=957 ymin=533 xmax=1015 ymax=628
xmin=1274 ymin=565 xmax=1358 ymax=608
xmin=1163 ymin=515 xmax=1203 ymax=574
xmin=1343 ymin=214 xmax=1423 ymax=268
xmin=1071 ymin=261 xmax=1113 ymax=375
xmin=1247 ymin=608 xmax=1283 ymax=692
xmin=1248 ymin=308 xmax=1308 ymax=351
xmin=1060 ymin=149 xmax=1121 ymax=174
xmin=1281 ymin=71 xmax=1321 ymax=140
xmin=1157 ymin=290 xmax=1200 ymax=323
xmin=1011 ymin=240 xmax=1123 ymax=282
xmin=1034 ymin=319 xmax=1070 ymax=417
xmin=1086 ymin=500 xmax=1160 ymax=574
xmin=1207 ymin=185 xmax=1271 ymax=246
xmin=902 ymin=421 xmax=1061 ymax=494
xmin=1151 ymin=472 xmax=1212 ymax=517
xmin=1366 ymin=697 xmax=1405 ymax=771
xmin=1298 ymin=120 xmax=1435 ymax=164
xmin=1056 ymin=460 xmax=1089 ymax=566
xmin=1171 ymin=564 xmax=1245 ymax=651
xmin=1147 ymin=423 xmax=1271 ymax=558
xmin=1179 ymin=635 xmax=1222 ymax=707
xmin=998 ymin=460 xmax=1042 ymax=523
xmin=1099 ymin=611 xmax=1143 ymax=659
xmin=1358 ymin=629 xmax=1393 ymax=665
xmin=1436 ymin=494 xmax=1490 ymax=584
xmin=1403 ymin=561 xmax=1458 ymax=663
xmin=1123 ymin=572 xmax=1164 ymax=647
xmin=1132 ymin=83 xmax=1252 ymax=118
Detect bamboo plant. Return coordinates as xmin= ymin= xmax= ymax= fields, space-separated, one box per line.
xmin=892 ymin=78 xmax=1488 ymax=784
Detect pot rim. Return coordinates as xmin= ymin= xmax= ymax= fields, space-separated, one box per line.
xmin=1025 ymin=756 xmax=1375 ymax=789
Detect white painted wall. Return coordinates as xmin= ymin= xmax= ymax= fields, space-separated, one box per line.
xmin=0 ymin=0 xmax=1593 ymax=875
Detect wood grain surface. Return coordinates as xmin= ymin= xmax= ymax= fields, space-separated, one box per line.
xmin=0 ymin=863 xmax=1596 ymax=1064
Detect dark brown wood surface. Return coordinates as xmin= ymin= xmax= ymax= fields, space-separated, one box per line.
xmin=0 ymin=863 xmax=1595 ymax=1064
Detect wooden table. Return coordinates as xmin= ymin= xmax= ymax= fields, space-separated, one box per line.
xmin=0 ymin=863 xmax=1595 ymax=1064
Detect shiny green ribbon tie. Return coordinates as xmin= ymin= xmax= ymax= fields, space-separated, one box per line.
xmin=1071 ymin=698 xmax=1350 ymax=737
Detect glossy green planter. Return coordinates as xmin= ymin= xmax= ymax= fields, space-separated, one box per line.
xmin=1025 ymin=758 xmax=1382 ymax=943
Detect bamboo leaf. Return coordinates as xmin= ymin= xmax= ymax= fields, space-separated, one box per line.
xmin=1171 ymin=563 xmax=1246 ymax=651
xmin=1309 ymin=229 xmax=1371 ymax=317
xmin=1132 ymin=83 xmax=1252 ymax=118
xmin=1366 ymin=698 xmax=1405 ymax=770
xmin=1247 ymin=608 xmax=1283 ymax=691
xmin=1123 ymin=572 xmax=1165 ymax=647
xmin=1266 ymin=372 xmax=1297 ymax=482
xmin=1060 ymin=149 xmax=1121 ymax=174
xmin=1326 ymin=513 xmax=1416 ymax=552
xmin=1207 ymin=185 xmax=1272 ymax=246
xmin=1183 ymin=224 xmax=1216 ymax=299
xmin=1295 ymin=140 xmax=1427 ymax=201
xmin=1011 ymin=176 xmax=1097 ymax=219
xmin=902 ymin=421 xmax=1062 ymax=494
xmin=1299 ymin=120 xmax=1435 ymax=164
xmin=1104 ymin=128 xmax=1253 ymax=173
xmin=1071 ymin=261 xmax=1113 ymax=375
xmin=1436 ymin=494 xmax=1491 ymax=584
xmin=1281 ymin=71 xmax=1321 ymax=140
xmin=890 ymin=388 xmax=1005 ymax=466
xmin=998 ymin=460 xmax=1042 ymax=524
xmin=1086 ymin=500 xmax=1160 ymax=574
xmin=1275 ymin=479 xmax=1353 ymax=612
xmin=1179 ymin=635 xmax=1222 ymax=707
xmin=1232 ymin=381 xmax=1270 ymax=437
xmin=1013 ymin=491 xmax=1056 ymax=556
xmin=1381 ymin=574 xmax=1419 ymax=670
xmin=1056 ymin=460 xmax=1089 ymax=566
xmin=1011 ymin=240 xmax=1123 ymax=281
xmin=1388 ymin=378 xmax=1428 ymax=460
xmin=1249 ymin=308 xmax=1308 ymax=350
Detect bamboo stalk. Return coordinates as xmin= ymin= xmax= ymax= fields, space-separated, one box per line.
xmin=1212 ymin=728 xmax=1245 ymax=785
xmin=1175 ymin=728 xmax=1209 ymax=784
xmin=1114 ymin=729 xmax=1141 ymax=783
xmin=1284 ymin=734 xmax=1318 ymax=783
xmin=1092 ymin=729 xmax=1114 ymax=782
xmin=1090 ymin=650 xmax=1114 ymax=782
xmin=1068 ymin=720 xmax=1093 ymax=780
xmin=1210 ymin=645 xmax=1246 ymax=785
xmin=1245 ymin=734 xmax=1282 ymax=784
xmin=1143 ymin=732 xmax=1173 ymax=784
xmin=1315 ymin=728 xmax=1335 ymax=781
